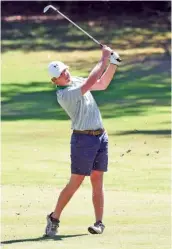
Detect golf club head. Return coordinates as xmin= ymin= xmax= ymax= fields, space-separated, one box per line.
xmin=43 ymin=5 xmax=57 ymax=13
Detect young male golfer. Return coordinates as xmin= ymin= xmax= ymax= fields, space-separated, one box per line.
xmin=45 ymin=45 xmax=121 ymax=236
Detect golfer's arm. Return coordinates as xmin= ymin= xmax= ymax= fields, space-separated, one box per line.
xmin=81 ymin=57 xmax=108 ymax=95
xmin=90 ymin=64 xmax=117 ymax=91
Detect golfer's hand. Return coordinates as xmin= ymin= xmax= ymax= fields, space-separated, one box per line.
xmin=102 ymin=45 xmax=113 ymax=59
xmin=110 ymin=51 xmax=122 ymax=66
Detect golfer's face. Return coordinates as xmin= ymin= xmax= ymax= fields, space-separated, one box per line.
xmin=60 ymin=68 xmax=71 ymax=83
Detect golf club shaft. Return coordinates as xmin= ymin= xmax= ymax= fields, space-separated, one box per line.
xmin=43 ymin=5 xmax=119 ymax=59
xmin=47 ymin=6 xmax=103 ymax=47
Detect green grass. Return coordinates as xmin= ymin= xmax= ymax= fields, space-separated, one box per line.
xmin=1 ymin=16 xmax=171 ymax=249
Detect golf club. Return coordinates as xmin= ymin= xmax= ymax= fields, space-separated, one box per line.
xmin=43 ymin=5 xmax=121 ymax=62
xmin=43 ymin=5 xmax=103 ymax=47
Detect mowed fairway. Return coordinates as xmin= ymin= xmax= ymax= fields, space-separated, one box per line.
xmin=1 ymin=15 xmax=171 ymax=249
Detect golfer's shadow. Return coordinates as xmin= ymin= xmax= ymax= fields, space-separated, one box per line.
xmin=1 ymin=234 xmax=88 ymax=244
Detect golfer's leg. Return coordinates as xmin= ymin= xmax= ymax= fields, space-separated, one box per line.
xmin=90 ymin=170 xmax=104 ymax=222
xmin=51 ymin=174 xmax=85 ymax=220
xmin=90 ymin=131 xmax=108 ymax=222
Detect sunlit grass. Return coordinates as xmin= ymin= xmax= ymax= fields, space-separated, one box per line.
xmin=1 ymin=114 xmax=171 ymax=248
xmin=1 ymin=17 xmax=171 ymax=249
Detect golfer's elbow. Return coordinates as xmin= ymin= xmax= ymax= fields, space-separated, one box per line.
xmin=99 ymin=79 xmax=109 ymax=90
xmin=81 ymin=78 xmax=96 ymax=95
xmin=100 ymin=81 xmax=107 ymax=90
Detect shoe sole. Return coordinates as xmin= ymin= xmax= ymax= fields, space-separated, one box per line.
xmin=88 ymin=227 xmax=100 ymax=234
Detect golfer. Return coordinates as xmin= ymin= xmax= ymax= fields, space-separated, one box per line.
xmin=45 ymin=45 xmax=121 ymax=236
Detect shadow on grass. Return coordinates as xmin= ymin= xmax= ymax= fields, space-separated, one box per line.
xmin=114 ymin=129 xmax=171 ymax=137
xmin=1 ymin=233 xmax=88 ymax=244
xmin=1 ymin=54 xmax=171 ymax=121
xmin=1 ymin=84 xmax=69 ymax=121
xmin=1 ymin=16 xmax=170 ymax=53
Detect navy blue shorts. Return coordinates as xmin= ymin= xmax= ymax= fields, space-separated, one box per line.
xmin=70 ymin=131 xmax=108 ymax=176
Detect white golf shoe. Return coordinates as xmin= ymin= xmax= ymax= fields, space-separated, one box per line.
xmin=88 ymin=221 xmax=105 ymax=234
xmin=45 ymin=213 xmax=60 ymax=237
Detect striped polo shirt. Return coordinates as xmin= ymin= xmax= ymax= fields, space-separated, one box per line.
xmin=56 ymin=76 xmax=104 ymax=130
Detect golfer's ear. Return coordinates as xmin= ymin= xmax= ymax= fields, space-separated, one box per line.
xmin=51 ymin=77 xmax=56 ymax=84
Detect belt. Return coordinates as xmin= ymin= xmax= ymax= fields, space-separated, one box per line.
xmin=73 ymin=128 xmax=105 ymax=136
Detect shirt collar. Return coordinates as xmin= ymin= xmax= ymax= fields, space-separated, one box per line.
xmin=56 ymin=85 xmax=69 ymax=90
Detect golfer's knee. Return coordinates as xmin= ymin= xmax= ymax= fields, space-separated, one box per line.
xmin=90 ymin=171 xmax=104 ymax=191
xmin=91 ymin=170 xmax=103 ymax=182
xmin=68 ymin=174 xmax=85 ymax=188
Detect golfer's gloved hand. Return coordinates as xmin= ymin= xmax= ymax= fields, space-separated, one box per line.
xmin=102 ymin=45 xmax=113 ymax=59
xmin=110 ymin=51 xmax=121 ymax=66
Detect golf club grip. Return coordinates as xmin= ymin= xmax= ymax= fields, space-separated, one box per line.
xmin=100 ymin=44 xmax=114 ymax=56
xmin=100 ymin=44 xmax=122 ymax=61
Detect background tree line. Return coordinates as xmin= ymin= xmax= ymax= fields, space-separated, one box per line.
xmin=1 ymin=1 xmax=171 ymax=18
